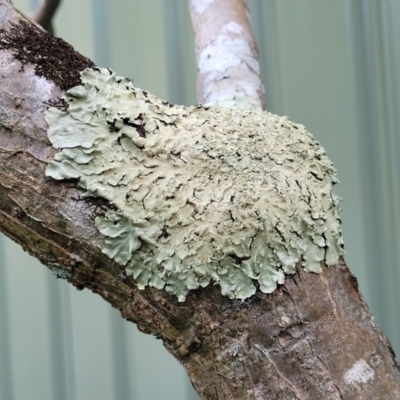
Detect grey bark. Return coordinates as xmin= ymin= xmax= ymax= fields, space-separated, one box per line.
xmin=0 ymin=1 xmax=400 ymax=399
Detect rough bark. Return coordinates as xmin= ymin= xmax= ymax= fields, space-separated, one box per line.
xmin=0 ymin=1 xmax=400 ymax=399
xmin=189 ymin=0 xmax=265 ymax=110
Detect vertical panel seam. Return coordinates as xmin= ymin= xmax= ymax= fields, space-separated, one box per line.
xmin=0 ymin=235 xmax=14 ymax=400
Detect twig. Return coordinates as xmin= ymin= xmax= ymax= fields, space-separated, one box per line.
xmin=189 ymin=0 xmax=265 ymax=110
xmin=32 ymin=0 xmax=61 ymax=34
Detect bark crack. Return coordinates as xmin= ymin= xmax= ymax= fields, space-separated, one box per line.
xmin=253 ymin=344 xmax=301 ymax=399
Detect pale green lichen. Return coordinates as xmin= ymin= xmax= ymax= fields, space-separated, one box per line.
xmin=45 ymin=68 xmax=344 ymax=301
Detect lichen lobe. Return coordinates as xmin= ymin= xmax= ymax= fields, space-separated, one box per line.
xmin=45 ymin=68 xmax=344 ymax=301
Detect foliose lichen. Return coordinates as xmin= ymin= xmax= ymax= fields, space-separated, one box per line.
xmin=45 ymin=68 xmax=344 ymax=301
xmin=50 ymin=266 xmax=72 ymax=280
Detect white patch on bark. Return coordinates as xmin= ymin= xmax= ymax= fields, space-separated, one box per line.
xmin=198 ymin=35 xmax=263 ymax=107
xmin=344 ymin=359 xmax=375 ymax=384
xmin=199 ymin=36 xmax=259 ymax=73
xmin=191 ymin=0 xmax=214 ymax=15
xmin=224 ymin=21 xmax=244 ymax=34
xmin=0 ymin=52 xmax=53 ymax=102
xmin=30 ymin=74 xmax=53 ymax=100
xmin=189 ymin=0 xmax=265 ymax=108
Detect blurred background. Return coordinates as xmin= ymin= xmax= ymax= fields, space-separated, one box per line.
xmin=1 ymin=0 xmax=400 ymax=399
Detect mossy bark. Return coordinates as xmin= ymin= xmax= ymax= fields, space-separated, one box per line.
xmin=0 ymin=1 xmax=400 ymax=398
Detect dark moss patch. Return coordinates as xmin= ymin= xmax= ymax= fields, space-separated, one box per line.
xmin=70 ymin=194 xmax=117 ymax=219
xmin=0 ymin=20 xmax=94 ymax=91
xmin=44 ymin=97 xmax=69 ymax=111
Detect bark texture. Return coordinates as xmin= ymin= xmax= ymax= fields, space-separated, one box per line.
xmin=189 ymin=0 xmax=265 ymax=110
xmin=0 ymin=1 xmax=400 ymax=399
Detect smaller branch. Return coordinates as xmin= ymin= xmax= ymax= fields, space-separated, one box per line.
xmin=32 ymin=0 xmax=61 ymax=34
xmin=189 ymin=0 xmax=265 ymax=110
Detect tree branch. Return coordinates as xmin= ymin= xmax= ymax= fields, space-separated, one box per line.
xmin=32 ymin=0 xmax=61 ymax=34
xmin=1 ymin=1 xmax=400 ymax=398
xmin=189 ymin=0 xmax=265 ymax=109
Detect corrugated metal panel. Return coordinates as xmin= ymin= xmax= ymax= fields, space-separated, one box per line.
xmin=162 ymin=0 xmax=197 ymax=106
xmin=2 ymin=2 xmax=400 ymax=400
xmin=53 ymin=0 xmax=95 ymax=61
xmin=49 ymin=281 xmax=77 ymax=400
xmin=247 ymin=0 xmax=284 ymax=113
xmin=107 ymin=0 xmax=168 ymax=99
xmin=0 ymin=236 xmax=13 ymax=400
xmin=345 ymin=0 xmax=400 ymax=353
xmin=3 ymin=238 xmax=54 ymax=400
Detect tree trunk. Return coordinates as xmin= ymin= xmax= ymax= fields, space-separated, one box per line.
xmin=0 ymin=1 xmax=399 ymax=399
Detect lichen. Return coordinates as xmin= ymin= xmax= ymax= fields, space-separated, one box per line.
xmin=51 ymin=267 xmax=72 ymax=280
xmin=45 ymin=68 xmax=344 ymax=301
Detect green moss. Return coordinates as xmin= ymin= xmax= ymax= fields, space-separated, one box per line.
xmin=45 ymin=68 xmax=344 ymax=301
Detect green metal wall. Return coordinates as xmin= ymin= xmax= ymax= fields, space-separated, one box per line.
xmin=1 ymin=1 xmax=399 ymax=399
